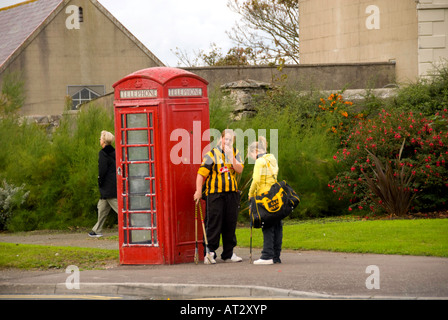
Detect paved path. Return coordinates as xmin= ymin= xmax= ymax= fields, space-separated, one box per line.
xmin=1 ymin=231 xmax=447 ymax=300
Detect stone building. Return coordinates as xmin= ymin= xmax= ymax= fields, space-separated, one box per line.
xmin=0 ymin=0 xmax=164 ymax=116
xmin=299 ymin=0 xmax=448 ymax=83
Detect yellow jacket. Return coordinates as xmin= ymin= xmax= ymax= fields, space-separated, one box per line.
xmin=248 ymin=154 xmax=279 ymax=198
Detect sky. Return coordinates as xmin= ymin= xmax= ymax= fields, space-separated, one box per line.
xmin=0 ymin=0 xmax=242 ymax=66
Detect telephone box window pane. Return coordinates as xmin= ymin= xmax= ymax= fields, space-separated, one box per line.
xmin=130 ymin=195 xmax=151 ymax=210
xmin=149 ymin=113 xmax=153 ymax=127
xmin=151 ymin=180 xmax=155 ymax=194
xmin=129 ymin=163 xmax=149 ymax=177
xmin=130 ymin=213 xmax=151 ymax=227
xmin=153 ymin=230 xmax=157 ymax=244
xmin=128 ymin=147 xmax=149 ymax=161
xmin=152 ymin=196 xmax=156 ymax=211
xmin=127 ymin=130 xmax=148 ymax=145
xmin=127 ymin=114 xmax=147 ymax=128
xmin=130 ymin=230 xmax=151 ymax=244
xmin=129 ymin=178 xmax=150 ymax=194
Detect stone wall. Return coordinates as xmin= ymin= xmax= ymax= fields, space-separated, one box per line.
xmin=184 ymin=62 xmax=396 ymax=92
xmin=417 ymin=0 xmax=448 ymax=76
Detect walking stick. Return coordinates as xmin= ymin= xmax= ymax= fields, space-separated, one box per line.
xmin=194 ymin=203 xmax=199 ymax=265
xmin=197 ymin=201 xmax=215 ymax=264
xmin=249 ymin=205 xmax=253 ymax=264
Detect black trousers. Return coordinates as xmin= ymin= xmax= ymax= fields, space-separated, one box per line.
xmin=204 ymin=192 xmax=239 ymax=260
xmin=261 ymin=220 xmax=283 ymax=262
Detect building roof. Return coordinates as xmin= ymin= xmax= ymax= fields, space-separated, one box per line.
xmin=0 ymin=0 xmax=62 ymax=68
xmin=0 ymin=0 xmax=164 ymax=72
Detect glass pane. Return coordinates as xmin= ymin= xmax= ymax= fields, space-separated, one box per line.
xmin=130 ymin=213 xmax=151 ymax=227
xmin=130 ymin=230 xmax=151 ymax=244
xmin=123 ymin=212 xmax=129 ymax=227
xmin=150 ymin=130 xmax=153 ymax=144
xmin=128 ymin=147 xmax=149 ymax=161
xmin=153 ymin=230 xmax=157 ymax=244
xmin=127 ymin=114 xmax=147 ymax=128
xmin=152 ymin=196 xmax=156 ymax=211
xmin=149 ymin=113 xmax=153 ymax=127
xmin=80 ymin=88 xmax=90 ymax=100
xmin=127 ymin=130 xmax=148 ymax=145
xmin=129 ymin=195 xmax=150 ymax=210
xmin=151 ymin=180 xmax=155 ymax=194
xmin=129 ymin=178 xmax=150 ymax=194
xmin=129 ymin=163 xmax=149 ymax=177
xmin=150 ymin=163 xmax=155 ymax=177
xmin=91 ymin=91 xmax=99 ymax=99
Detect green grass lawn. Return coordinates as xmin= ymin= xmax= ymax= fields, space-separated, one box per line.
xmin=236 ymin=218 xmax=448 ymax=257
xmin=0 ymin=243 xmax=119 ymax=270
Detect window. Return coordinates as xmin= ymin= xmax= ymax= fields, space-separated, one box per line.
xmin=79 ymin=7 xmax=83 ymax=22
xmin=68 ymin=85 xmax=105 ymax=110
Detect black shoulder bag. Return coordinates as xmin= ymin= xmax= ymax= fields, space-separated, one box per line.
xmin=249 ymin=159 xmax=300 ymax=228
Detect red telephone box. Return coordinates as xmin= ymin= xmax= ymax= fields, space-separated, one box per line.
xmin=112 ymin=67 xmax=209 ymax=265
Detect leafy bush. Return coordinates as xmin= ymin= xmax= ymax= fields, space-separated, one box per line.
xmin=329 ymin=108 xmax=448 ymax=215
xmin=392 ymin=61 xmax=448 ymax=116
xmin=1 ymin=104 xmax=115 ymax=231
xmin=0 ymin=180 xmax=29 ymax=230
xmin=233 ymin=88 xmax=346 ymax=220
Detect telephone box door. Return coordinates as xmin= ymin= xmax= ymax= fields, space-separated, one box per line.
xmin=115 ymin=107 xmax=163 ymax=264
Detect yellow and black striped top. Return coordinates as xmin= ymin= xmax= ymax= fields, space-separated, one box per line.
xmin=198 ymin=146 xmax=243 ymax=196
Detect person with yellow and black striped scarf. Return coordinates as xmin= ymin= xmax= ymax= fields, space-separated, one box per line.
xmin=194 ymin=129 xmax=244 ymax=264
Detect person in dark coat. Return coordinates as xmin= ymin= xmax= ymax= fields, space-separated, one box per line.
xmin=89 ymin=131 xmax=118 ymax=237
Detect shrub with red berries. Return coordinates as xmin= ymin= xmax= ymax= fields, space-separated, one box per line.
xmin=329 ymin=108 xmax=448 ymax=215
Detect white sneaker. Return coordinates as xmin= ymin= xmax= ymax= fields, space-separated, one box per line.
xmin=223 ymin=253 xmax=243 ymax=263
xmin=253 ymin=258 xmax=274 ymax=265
xmin=88 ymin=231 xmax=102 ymax=238
xmin=204 ymin=253 xmax=216 ymax=265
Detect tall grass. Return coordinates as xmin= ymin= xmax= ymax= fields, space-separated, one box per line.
xmin=231 ymin=88 xmax=346 ymax=220
xmin=1 ymin=105 xmax=114 ymax=231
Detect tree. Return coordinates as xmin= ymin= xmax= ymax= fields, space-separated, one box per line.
xmin=172 ymin=43 xmax=253 ymax=67
xmin=226 ymin=0 xmax=299 ymax=65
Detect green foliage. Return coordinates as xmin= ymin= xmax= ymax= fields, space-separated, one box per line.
xmin=330 ymin=108 xmax=448 ymax=214
xmin=0 ymin=72 xmax=25 ymax=115
xmin=0 ymin=180 xmax=29 ymax=230
xmin=1 ymin=104 xmax=114 ymax=231
xmin=231 ymin=87 xmax=346 ymax=220
xmin=392 ymin=61 xmax=448 ymax=116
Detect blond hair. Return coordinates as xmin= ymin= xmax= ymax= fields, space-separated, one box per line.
xmin=248 ymin=136 xmax=268 ymax=155
xmin=100 ymin=130 xmax=114 ymax=145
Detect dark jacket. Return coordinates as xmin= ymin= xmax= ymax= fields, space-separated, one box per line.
xmin=98 ymin=145 xmax=117 ymax=199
